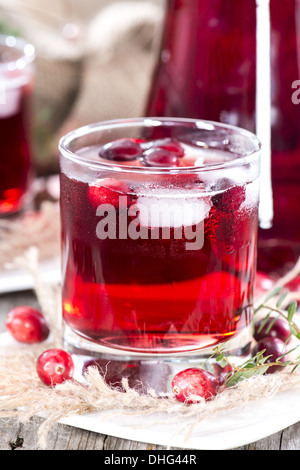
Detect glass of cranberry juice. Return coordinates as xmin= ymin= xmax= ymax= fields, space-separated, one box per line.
xmin=59 ymin=118 xmax=261 ymax=365
xmin=0 ymin=35 xmax=35 ymax=216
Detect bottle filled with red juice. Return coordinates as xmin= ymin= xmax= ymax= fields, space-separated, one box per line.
xmin=145 ymin=0 xmax=300 ymax=276
xmin=0 ymin=35 xmax=35 ymax=216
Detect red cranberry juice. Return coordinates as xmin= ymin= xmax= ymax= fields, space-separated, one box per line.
xmin=0 ymin=87 xmax=32 ymax=214
xmin=146 ymin=0 xmax=300 ymax=274
xmin=60 ymin=138 xmax=259 ymax=354
xmin=0 ymin=41 xmax=33 ymax=216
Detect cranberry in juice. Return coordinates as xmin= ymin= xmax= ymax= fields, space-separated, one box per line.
xmin=145 ymin=0 xmax=300 ymax=274
xmin=59 ymin=123 xmax=260 ymax=355
xmin=0 ymin=38 xmax=34 ymax=215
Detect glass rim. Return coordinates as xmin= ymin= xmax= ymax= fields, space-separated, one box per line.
xmin=0 ymin=34 xmax=35 ymax=72
xmin=58 ymin=117 xmax=261 ymax=175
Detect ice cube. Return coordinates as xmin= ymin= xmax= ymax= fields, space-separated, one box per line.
xmin=244 ymin=178 xmax=260 ymax=208
xmin=201 ymin=165 xmax=250 ymax=191
xmin=135 ymin=187 xmax=211 ymax=228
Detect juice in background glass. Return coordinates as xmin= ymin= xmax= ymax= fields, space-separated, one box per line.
xmin=145 ymin=0 xmax=300 ymax=275
xmin=0 ymin=35 xmax=35 ymax=215
xmin=59 ymin=118 xmax=261 ymax=364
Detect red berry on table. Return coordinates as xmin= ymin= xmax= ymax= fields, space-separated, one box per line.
xmin=171 ymin=367 xmax=219 ymax=404
xmin=254 ymin=271 xmax=275 ymax=298
xmin=5 ymin=306 xmax=50 ymax=343
xmin=285 ymin=275 xmax=300 ymax=292
xmin=36 ymin=349 xmax=74 ymax=386
xmin=252 ymin=337 xmax=288 ymax=374
xmin=254 ymin=316 xmax=291 ymax=344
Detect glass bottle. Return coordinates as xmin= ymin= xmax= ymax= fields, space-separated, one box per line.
xmin=145 ymin=0 xmax=300 ymax=275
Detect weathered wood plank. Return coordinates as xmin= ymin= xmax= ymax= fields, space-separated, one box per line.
xmin=234 ymin=431 xmax=282 ymax=450
xmin=281 ymin=422 xmax=300 ymax=450
xmin=0 ymin=416 xmax=299 ymax=450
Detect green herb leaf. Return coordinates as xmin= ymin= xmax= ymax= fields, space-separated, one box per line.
xmin=254 ymin=286 xmax=282 ymax=313
xmin=276 ymin=292 xmax=288 ymax=308
xmin=287 ymin=301 xmax=297 ymax=322
xmin=289 ymin=324 xmax=300 ymax=340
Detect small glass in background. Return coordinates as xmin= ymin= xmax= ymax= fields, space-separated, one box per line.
xmin=0 ymin=34 xmax=35 ymax=216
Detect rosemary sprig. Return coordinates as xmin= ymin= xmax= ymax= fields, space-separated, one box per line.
xmin=213 ymin=342 xmax=300 ymax=388
xmin=212 ymin=267 xmax=300 ymax=388
xmin=254 ymin=291 xmax=300 ymax=340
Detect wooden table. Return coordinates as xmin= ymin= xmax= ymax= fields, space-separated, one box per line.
xmin=0 ymin=289 xmax=299 ymax=451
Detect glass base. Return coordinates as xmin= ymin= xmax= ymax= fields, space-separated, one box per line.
xmin=63 ymin=323 xmax=253 ymax=394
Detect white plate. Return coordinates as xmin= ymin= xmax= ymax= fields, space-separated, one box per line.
xmin=0 ymin=257 xmax=61 ymax=294
xmin=60 ymin=383 xmax=300 ymax=450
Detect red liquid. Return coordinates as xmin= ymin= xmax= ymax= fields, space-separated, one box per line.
xmin=0 ymin=87 xmax=32 ymax=215
xmin=60 ymin=142 xmax=258 ymax=353
xmin=0 ymin=39 xmax=33 ymax=216
xmin=146 ymin=0 xmax=300 ymax=274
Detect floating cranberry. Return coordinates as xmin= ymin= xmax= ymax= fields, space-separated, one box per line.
xmin=254 ymin=316 xmax=291 ymax=344
xmin=36 ymin=349 xmax=74 ymax=386
xmin=88 ymin=177 xmax=131 ymax=208
xmin=6 ymin=306 xmax=50 ymax=344
xmin=141 ymin=148 xmax=180 ymax=167
xmin=212 ymin=185 xmax=246 ymax=212
xmin=152 ymin=138 xmax=185 ymax=157
xmin=252 ymin=337 xmax=288 ymax=374
xmin=171 ymin=367 xmax=219 ymax=404
xmin=99 ymin=138 xmax=142 ymax=162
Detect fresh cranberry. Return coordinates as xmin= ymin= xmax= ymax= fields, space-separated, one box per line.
xmin=152 ymin=138 xmax=185 ymax=157
xmin=254 ymin=316 xmax=291 ymax=344
xmin=88 ymin=177 xmax=131 ymax=208
xmin=171 ymin=367 xmax=219 ymax=404
xmin=255 ymin=271 xmax=275 ymax=298
xmin=99 ymin=138 xmax=142 ymax=162
xmin=212 ymin=186 xmax=246 ymax=212
xmin=252 ymin=337 xmax=288 ymax=374
xmin=286 ymin=275 xmax=300 ymax=292
xmin=141 ymin=148 xmax=180 ymax=167
xmin=36 ymin=349 xmax=74 ymax=386
xmin=5 ymin=306 xmax=50 ymax=343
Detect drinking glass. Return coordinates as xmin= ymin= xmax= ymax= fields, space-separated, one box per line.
xmin=0 ymin=35 xmax=35 ymax=216
xmin=59 ymin=118 xmax=261 ymax=377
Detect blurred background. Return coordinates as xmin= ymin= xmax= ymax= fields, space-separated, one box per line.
xmin=0 ymin=0 xmax=163 ymax=175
